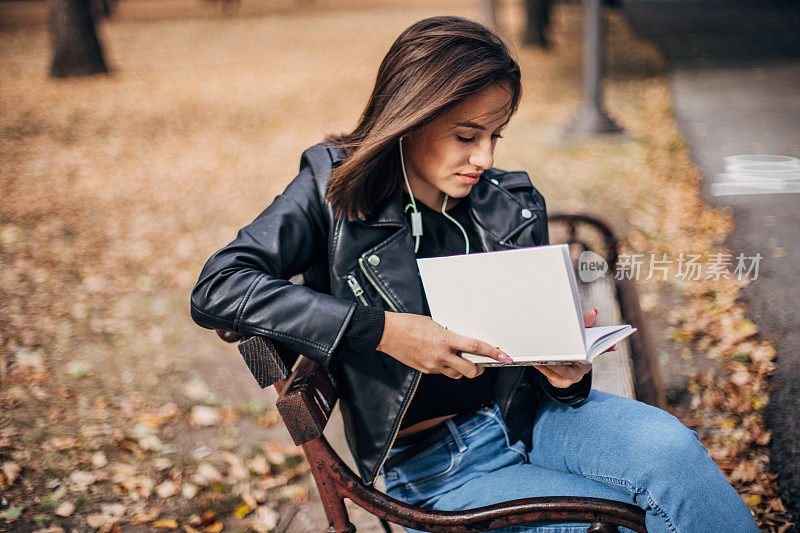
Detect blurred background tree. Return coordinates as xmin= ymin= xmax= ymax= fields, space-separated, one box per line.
xmin=523 ymin=0 xmax=551 ymax=47
xmin=47 ymin=0 xmax=108 ymax=77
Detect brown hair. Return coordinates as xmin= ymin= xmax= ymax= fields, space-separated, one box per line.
xmin=324 ymin=15 xmax=522 ymax=221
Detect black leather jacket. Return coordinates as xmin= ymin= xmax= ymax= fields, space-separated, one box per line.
xmin=190 ymin=142 xmax=592 ymax=485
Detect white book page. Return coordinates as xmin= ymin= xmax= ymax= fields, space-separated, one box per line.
xmin=585 ymin=325 xmax=638 ymax=361
xmin=416 ymin=245 xmax=586 ymax=365
xmin=562 ymin=245 xmax=587 ymax=351
xmin=584 ymin=325 xmax=628 ymax=348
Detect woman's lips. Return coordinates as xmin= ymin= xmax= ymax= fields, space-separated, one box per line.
xmin=456 ymin=173 xmax=481 ymax=185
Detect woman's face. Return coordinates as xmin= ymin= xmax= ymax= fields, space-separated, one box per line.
xmin=401 ymin=84 xmax=512 ymax=211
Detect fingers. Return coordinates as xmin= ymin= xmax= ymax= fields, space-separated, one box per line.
xmin=440 ymin=366 xmax=463 ymax=380
xmin=583 ymin=307 xmax=599 ymax=328
xmin=533 ymin=365 xmax=570 ymax=387
xmin=448 ymin=332 xmax=513 ymax=364
xmin=534 ymin=363 xmax=591 ymax=388
xmin=443 ymin=352 xmax=484 ymax=379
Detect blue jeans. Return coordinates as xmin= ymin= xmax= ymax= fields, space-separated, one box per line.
xmin=381 ymin=389 xmax=759 ymax=533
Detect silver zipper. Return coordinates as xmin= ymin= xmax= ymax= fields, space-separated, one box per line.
xmin=357 ymin=257 xmax=419 ymax=482
xmin=345 ymin=274 xmax=370 ymax=306
xmin=373 ymin=372 xmax=421 ymax=483
xmin=503 ymin=368 xmax=525 ymax=417
xmin=358 ymin=257 xmax=400 ymax=313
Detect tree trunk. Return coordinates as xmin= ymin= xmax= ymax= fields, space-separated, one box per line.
xmin=524 ymin=0 xmax=552 ymax=48
xmin=48 ymin=0 xmax=108 ymax=78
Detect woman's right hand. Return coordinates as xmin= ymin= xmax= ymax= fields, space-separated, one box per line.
xmin=376 ymin=312 xmax=513 ymax=379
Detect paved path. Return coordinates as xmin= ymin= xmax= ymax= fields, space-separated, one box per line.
xmin=622 ymin=0 xmax=800 ymax=526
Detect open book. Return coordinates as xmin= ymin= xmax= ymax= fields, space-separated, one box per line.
xmin=416 ymin=244 xmax=637 ymax=366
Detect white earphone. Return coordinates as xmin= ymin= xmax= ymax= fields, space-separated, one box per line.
xmin=399 ymin=136 xmax=470 ymax=255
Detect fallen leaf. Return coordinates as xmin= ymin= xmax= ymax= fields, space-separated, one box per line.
xmin=10 ymin=348 xmax=47 ymax=383
xmin=768 ymin=497 xmax=787 ymax=513
xmin=730 ymin=461 xmax=759 ymax=483
xmin=262 ymin=442 xmax=288 ymax=465
xmin=68 ymin=470 xmax=96 ymax=492
xmin=189 ymin=406 xmax=220 ymax=427
xmin=152 ymin=518 xmax=179 ymax=529
xmin=100 ymin=503 xmax=126 ymax=518
xmin=154 ymin=458 xmax=173 ymax=471
xmin=278 ymin=484 xmax=308 ymax=502
xmin=86 ymin=513 xmax=114 ymax=529
xmin=48 ymin=436 xmax=77 ymax=451
xmin=233 ymin=503 xmax=252 ymax=519
xmin=190 ymin=463 xmax=223 ymax=486
xmin=181 ymin=482 xmax=199 ymax=499
xmin=30 ymin=385 xmax=49 ymax=400
xmin=131 ymin=423 xmax=164 ymax=452
xmin=118 ymin=439 xmax=145 ymax=459
xmin=220 ymin=451 xmax=249 ymax=481
xmin=54 ymin=501 xmax=75 ymax=517
xmin=1 ymin=461 xmax=21 ymax=485
xmin=66 ymin=360 xmax=93 ymax=379
xmin=200 ymin=511 xmax=217 ymax=526
xmin=0 ymin=506 xmax=24 ymax=521
xmin=156 ymin=480 xmax=178 ymax=499
xmin=730 ymin=370 xmax=750 ymax=387
xmin=241 ymin=490 xmax=258 ymax=510
xmin=247 ymin=455 xmax=270 ymax=476
xmin=112 ymin=464 xmax=154 ymax=499
xmin=201 ymin=522 xmax=222 ymax=533
xmin=246 ymin=506 xmax=279 ymax=533
xmin=128 ymin=504 xmax=161 ymax=524
xmin=744 ymin=494 xmax=762 ymax=506
xmin=183 ymin=380 xmax=216 ymax=404
xmin=92 ymin=451 xmax=108 ymax=468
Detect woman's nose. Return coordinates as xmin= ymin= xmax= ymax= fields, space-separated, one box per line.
xmin=469 ymin=140 xmax=494 ymax=171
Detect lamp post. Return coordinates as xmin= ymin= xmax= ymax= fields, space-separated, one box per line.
xmin=565 ymin=0 xmax=623 ymax=138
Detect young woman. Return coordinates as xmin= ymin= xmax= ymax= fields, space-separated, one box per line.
xmin=190 ymin=15 xmax=759 ymax=533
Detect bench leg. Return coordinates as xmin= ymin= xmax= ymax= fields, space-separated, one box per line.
xmin=314 ymin=473 xmax=355 ymax=533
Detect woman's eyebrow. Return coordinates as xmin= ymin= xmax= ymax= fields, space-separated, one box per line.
xmin=454 ymin=120 xmax=486 ymax=130
xmin=453 ymin=117 xmax=510 ymax=131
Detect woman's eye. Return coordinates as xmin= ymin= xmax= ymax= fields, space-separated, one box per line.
xmin=456 ymin=134 xmax=504 ymax=143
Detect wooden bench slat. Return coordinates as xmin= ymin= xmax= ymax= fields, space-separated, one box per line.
xmin=276 ymin=357 xmax=337 ymax=446
xmin=576 ymin=273 xmax=637 ymax=400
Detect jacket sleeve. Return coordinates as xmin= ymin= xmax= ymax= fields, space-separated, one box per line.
xmin=189 ymin=145 xmax=356 ymax=369
xmin=532 ymin=367 xmax=593 ymax=407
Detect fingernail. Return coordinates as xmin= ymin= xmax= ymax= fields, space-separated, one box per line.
xmin=594 ymin=307 xmax=599 ymax=315
xmin=499 ymin=353 xmax=514 ymax=364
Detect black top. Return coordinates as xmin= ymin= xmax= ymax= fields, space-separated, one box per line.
xmin=338 ymin=191 xmax=497 ymax=430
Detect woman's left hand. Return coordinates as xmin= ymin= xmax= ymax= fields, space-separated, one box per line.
xmin=532 ymin=308 xmax=618 ymax=389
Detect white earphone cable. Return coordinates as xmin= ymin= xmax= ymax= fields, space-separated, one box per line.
xmin=399 ymin=136 xmax=470 ymax=255
xmin=399 ymin=136 xmax=422 ymax=253
xmin=441 ymin=195 xmax=470 ymax=255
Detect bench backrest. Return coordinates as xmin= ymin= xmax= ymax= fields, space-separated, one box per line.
xmin=224 ymin=333 xmax=337 ymax=446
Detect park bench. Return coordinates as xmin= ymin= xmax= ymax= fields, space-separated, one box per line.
xmin=214 ymin=213 xmax=663 ymax=532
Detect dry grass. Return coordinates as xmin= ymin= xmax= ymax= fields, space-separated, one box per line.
xmin=0 ymin=0 xmax=789 ymax=529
